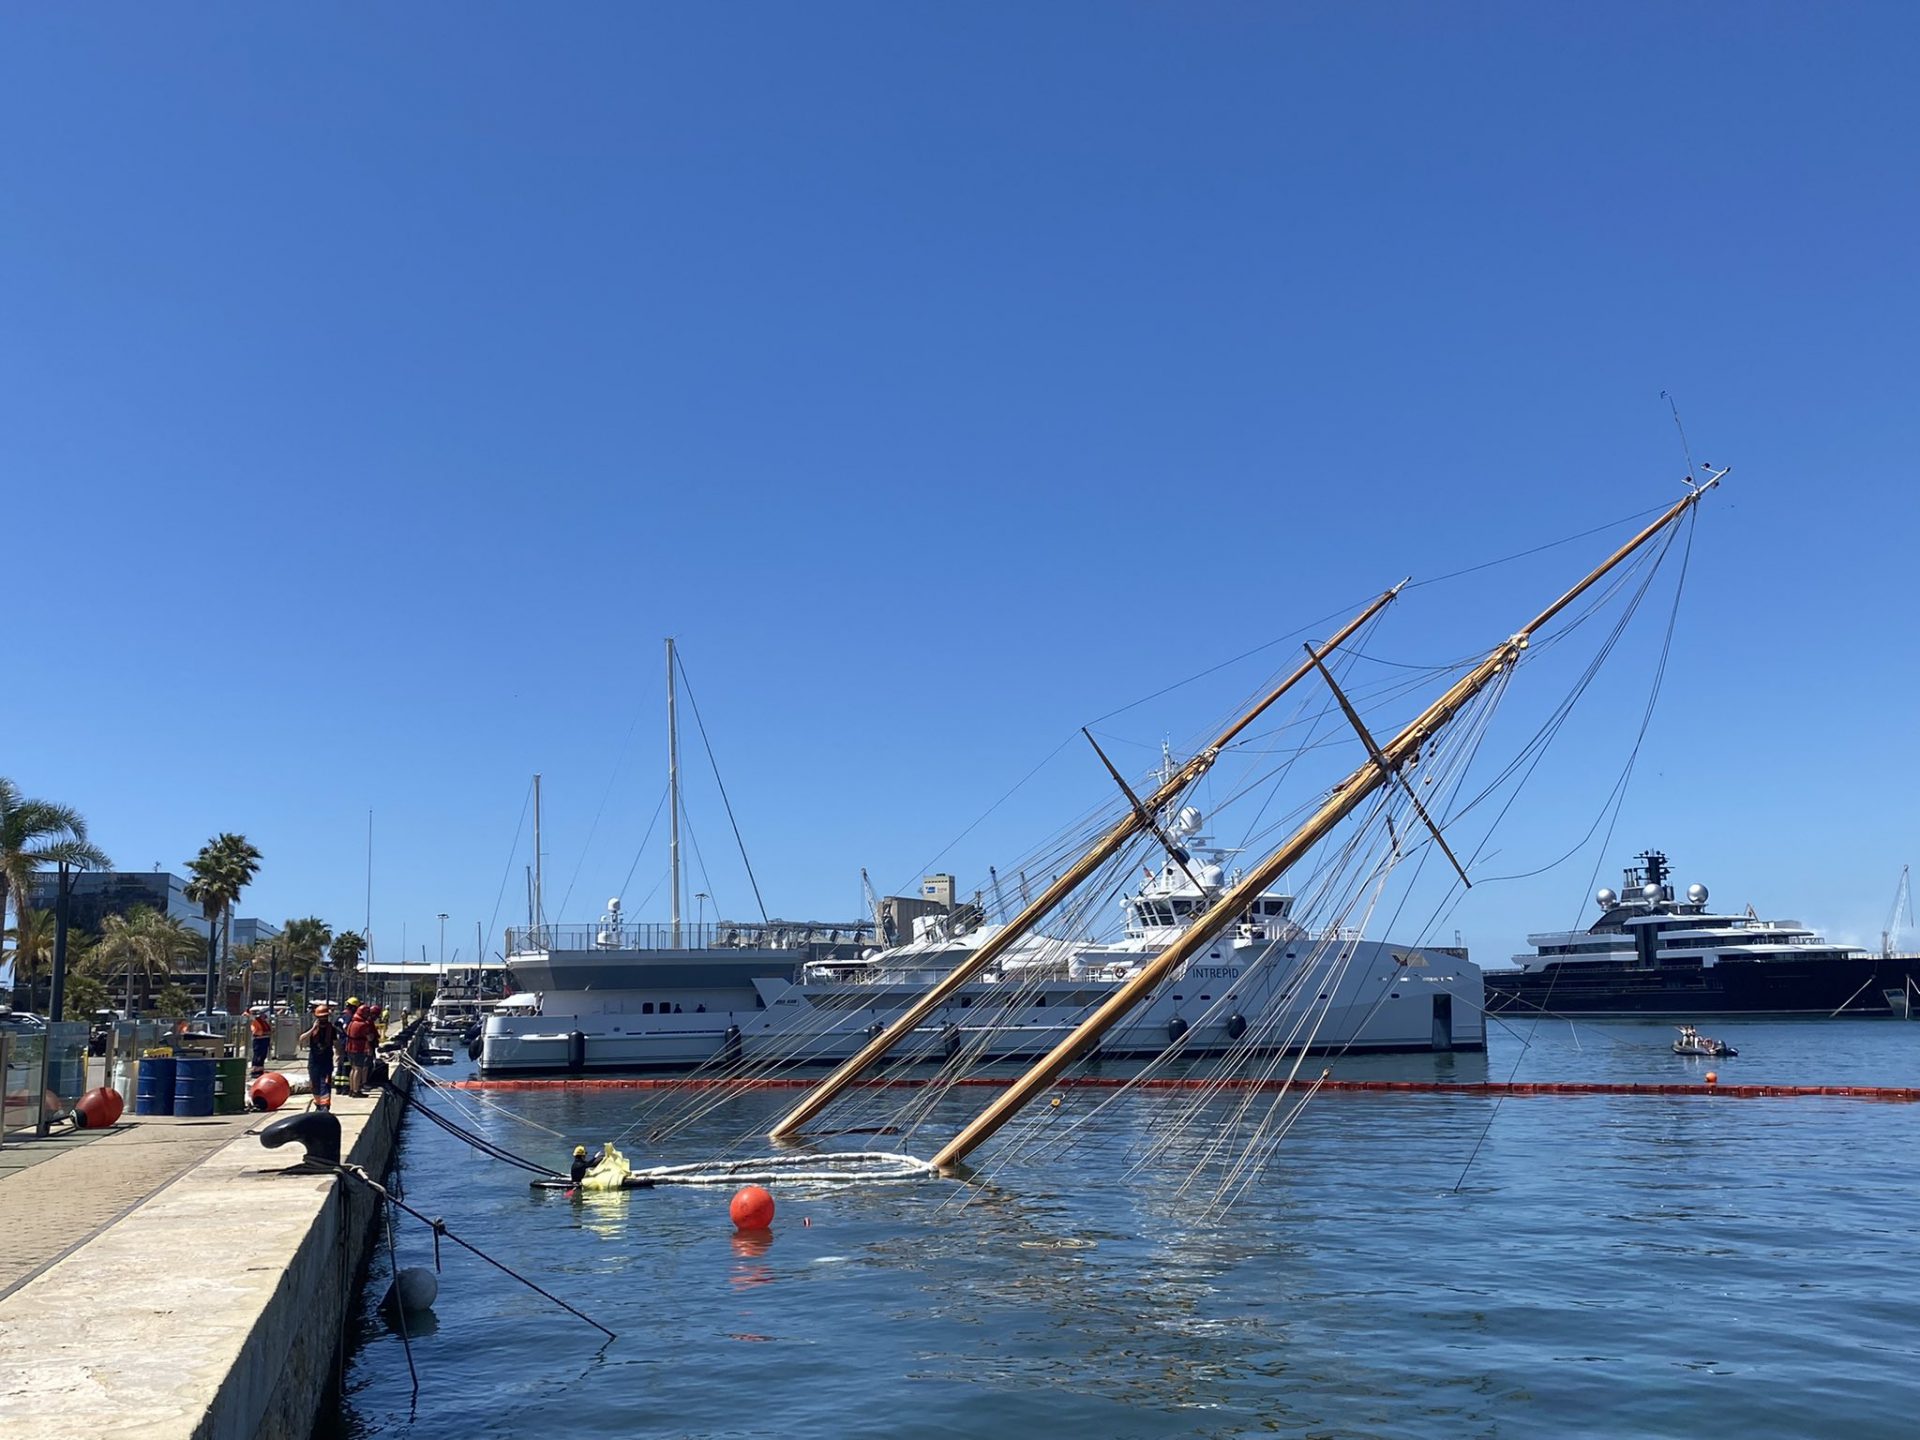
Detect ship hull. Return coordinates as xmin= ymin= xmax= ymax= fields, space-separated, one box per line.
xmin=1484 ymin=954 xmax=1920 ymax=1018
xmin=481 ymin=938 xmax=1486 ymax=1074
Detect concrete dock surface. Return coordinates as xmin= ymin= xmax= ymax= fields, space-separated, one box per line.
xmin=0 ymin=1088 xmax=402 ymax=1439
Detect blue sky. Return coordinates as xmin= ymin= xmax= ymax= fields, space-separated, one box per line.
xmin=5 ymin=4 xmax=1915 ymax=972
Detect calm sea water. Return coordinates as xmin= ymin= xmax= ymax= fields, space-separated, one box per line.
xmin=333 ymin=1020 xmax=1920 ymax=1439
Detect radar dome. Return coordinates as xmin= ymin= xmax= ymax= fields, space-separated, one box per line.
xmin=1642 ymin=882 xmax=1663 ymax=902
xmin=1174 ymin=806 xmax=1203 ymax=838
xmin=1595 ymin=887 xmax=1617 ymax=907
xmin=607 ymin=897 xmax=623 ymax=912
xmin=1687 ymin=883 xmax=1708 ymax=904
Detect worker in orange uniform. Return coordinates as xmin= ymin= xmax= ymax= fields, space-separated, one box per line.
xmin=248 ymin=1005 xmax=272 ymax=1076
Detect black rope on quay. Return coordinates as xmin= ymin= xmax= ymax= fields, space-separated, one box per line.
xmin=327 ymin=1162 xmax=618 ymax=1342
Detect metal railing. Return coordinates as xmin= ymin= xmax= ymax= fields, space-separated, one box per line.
xmin=507 ymin=921 xmax=877 ymax=956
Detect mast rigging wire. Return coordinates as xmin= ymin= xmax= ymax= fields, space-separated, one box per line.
xmin=674 ymin=650 xmax=770 ymax=924
xmin=483 ymin=779 xmax=534 ymax=966
xmin=1450 ymin=506 xmax=1699 ymax=1193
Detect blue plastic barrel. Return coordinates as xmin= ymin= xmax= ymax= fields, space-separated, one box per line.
xmin=174 ymin=1057 xmax=216 ymax=1117
xmin=136 ymin=1056 xmax=177 ymax=1116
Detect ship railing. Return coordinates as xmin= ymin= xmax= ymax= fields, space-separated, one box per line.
xmin=507 ymin=921 xmax=876 ymax=955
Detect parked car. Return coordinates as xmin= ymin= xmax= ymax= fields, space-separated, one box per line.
xmin=0 ymin=1009 xmax=48 ymax=1033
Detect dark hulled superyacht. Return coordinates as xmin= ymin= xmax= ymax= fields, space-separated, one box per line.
xmin=1485 ymin=850 xmax=1920 ymax=1018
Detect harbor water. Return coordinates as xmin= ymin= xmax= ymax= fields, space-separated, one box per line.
xmin=334 ymin=1019 xmax=1920 ymax=1438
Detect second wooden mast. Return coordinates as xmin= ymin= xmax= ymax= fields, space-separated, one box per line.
xmin=929 ymin=476 xmax=1718 ymax=1173
xmin=766 ymin=583 xmax=1406 ymax=1142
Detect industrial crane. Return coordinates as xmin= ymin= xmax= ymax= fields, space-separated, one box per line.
xmin=1884 ymin=864 xmax=1913 ymax=960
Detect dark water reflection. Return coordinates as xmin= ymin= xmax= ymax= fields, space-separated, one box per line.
xmin=336 ymin=1020 xmax=1920 ymax=1438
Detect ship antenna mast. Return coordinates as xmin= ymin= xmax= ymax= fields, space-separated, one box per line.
xmin=667 ymin=637 xmax=683 ymax=948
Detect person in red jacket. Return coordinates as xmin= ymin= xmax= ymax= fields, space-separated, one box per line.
xmin=344 ymin=1004 xmax=375 ymax=1098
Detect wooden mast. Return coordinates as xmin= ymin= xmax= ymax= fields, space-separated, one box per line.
xmin=930 ymin=478 xmax=1717 ymax=1173
xmin=766 ymin=583 xmax=1406 ymax=1142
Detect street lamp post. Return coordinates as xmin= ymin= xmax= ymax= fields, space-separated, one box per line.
xmin=695 ymin=892 xmax=709 ymax=935
xmin=438 ymin=913 xmax=449 ymax=971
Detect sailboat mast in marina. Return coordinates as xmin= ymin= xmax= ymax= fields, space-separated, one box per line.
xmin=667 ymin=636 xmax=685 ymax=948
xmin=926 ymin=474 xmax=1721 ymax=1172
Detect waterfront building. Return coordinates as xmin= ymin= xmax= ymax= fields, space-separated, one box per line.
xmin=24 ymin=870 xmax=212 ymax=940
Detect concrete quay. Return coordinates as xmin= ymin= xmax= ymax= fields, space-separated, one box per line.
xmin=0 ymin=1082 xmax=408 ymax=1439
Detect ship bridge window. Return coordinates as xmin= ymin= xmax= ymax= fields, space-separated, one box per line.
xmin=642 ymin=1002 xmax=654 ymax=1015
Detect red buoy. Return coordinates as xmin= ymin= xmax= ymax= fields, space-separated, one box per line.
xmin=729 ymin=1184 xmax=775 ymax=1230
xmin=251 ymin=1071 xmax=292 ymax=1111
xmin=74 ymin=1086 xmax=125 ymax=1129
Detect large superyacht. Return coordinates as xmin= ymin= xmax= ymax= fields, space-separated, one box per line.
xmin=1485 ymin=850 xmax=1920 ymax=1017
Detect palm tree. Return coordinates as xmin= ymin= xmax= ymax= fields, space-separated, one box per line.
xmin=4 ymin=908 xmax=56 ymax=1010
xmin=280 ymin=916 xmax=333 ymax=1004
xmin=92 ymin=907 xmax=207 ymax=1014
xmin=184 ymin=833 xmax=262 ymax=1010
xmin=1 ymin=778 xmax=111 ymax=991
xmin=329 ymin=929 xmax=368 ymax=1002
xmin=62 ymin=972 xmax=109 ymax=1022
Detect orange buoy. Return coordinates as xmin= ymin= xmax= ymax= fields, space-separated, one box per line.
xmin=1704 ymin=1071 xmax=1718 ymax=1087
xmin=250 ymin=1071 xmax=292 ymax=1111
xmin=729 ymin=1184 xmax=775 ymax=1230
xmin=73 ymin=1086 xmax=125 ymax=1128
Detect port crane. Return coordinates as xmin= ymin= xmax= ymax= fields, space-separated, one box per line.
xmin=1884 ymin=865 xmax=1912 ymax=959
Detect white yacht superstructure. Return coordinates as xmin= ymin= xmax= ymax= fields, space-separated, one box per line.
xmin=479 ymin=813 xmax=1484 ymax=1074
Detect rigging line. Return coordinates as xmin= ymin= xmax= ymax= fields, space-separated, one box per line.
xmin=483 ymin=779 xmax=534 ymax=964
xmin=559 ymin=703 xmax=649 ymax=921
xmin=1663 ymin=390 xmax=1698 ymax=480
xmin=1451 ymin=507 xmax=1698 ymax=1195
xmin=674 ymin=652 xmax=769 ymax=924
xmin=679 ymin=805 xmax=719 ymax=919
xmin=1443 ymin=533 xmax=1676 ymax=833
xmin=331 ymin=1163 xmax=617 ymax=1341
xmin=1403 ymin=501 xmax=1673 ymax=590
xmin=1083 ymin=596 xmax=1385 ymax=727
xmin=897 ymin=731 xmax=1078 ymax=895
xmin=617 ymin=784 xmax=672 ymax=902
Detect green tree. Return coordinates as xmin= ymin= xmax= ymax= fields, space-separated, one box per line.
xmin=280 ymin=916 xmax=333 ymax=1002
xmin=91 ymin=907 xmax=207 ymax=1014
xmin=61 ymin=972 xmax=109 ymax=1021
xmin=3 ymin=911 xmax=94 ymax=1013
xmin=4 ymin=907 xmax=56 ymax=1009
xmin=330 ymin=929 xmax=367 ymax=1000
xmin=154 ymin=982 xmax=195 ymax=1018
xmin=184 ymin=833 xmax=262 ymax=1008
xmin=1 ymin=778 xmax=111 ymax=994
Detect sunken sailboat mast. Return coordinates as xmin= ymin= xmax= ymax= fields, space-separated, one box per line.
xmin=929 ymin=474 xmax=1722 ymax=1172
xmin=767 ymin=582 xmax=1407 ymax=1142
